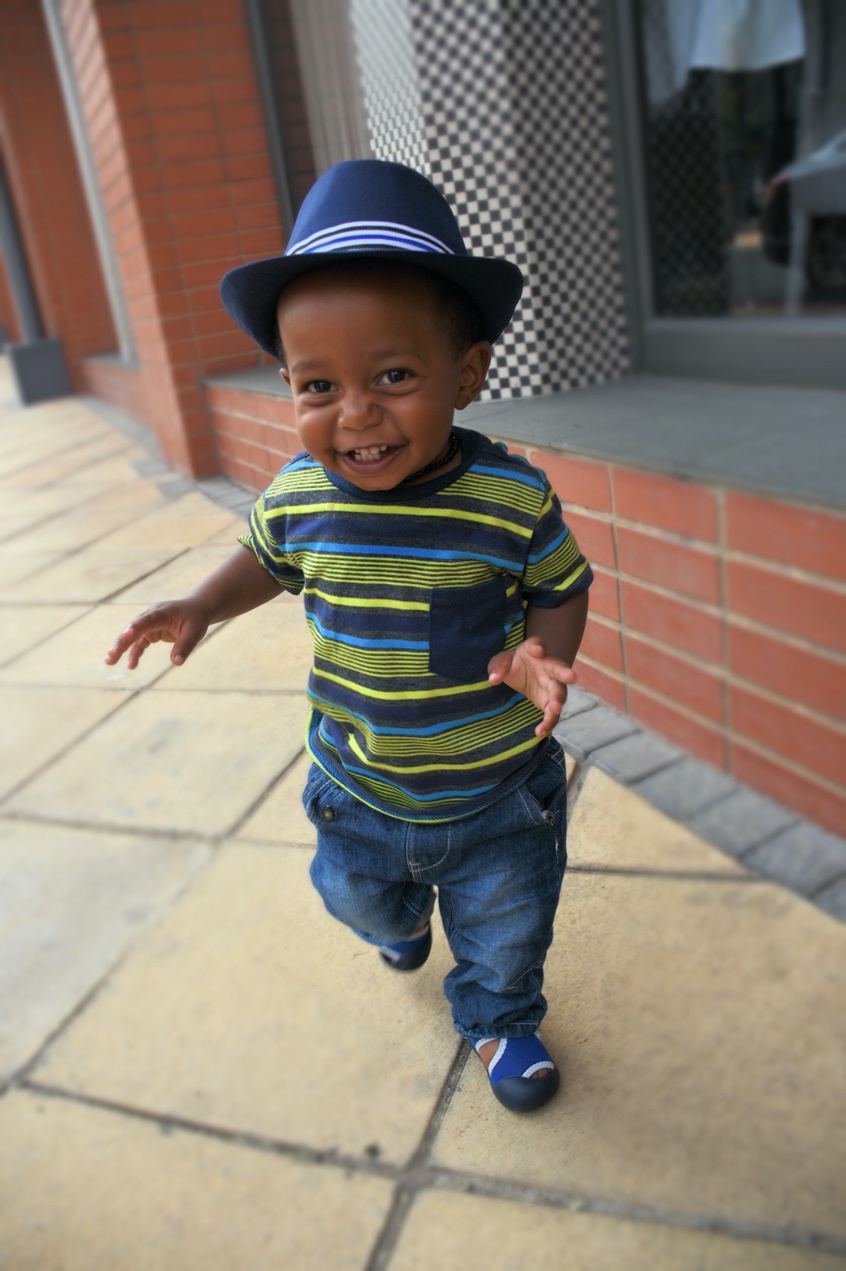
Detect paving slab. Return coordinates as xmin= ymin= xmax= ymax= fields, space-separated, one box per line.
xmin=3 ymin=479 xmax=166 ymax=553
xmin=743 ymin=823 xmax=846 ymax=897
xmin=633 ymin=758 xmax=739 ymax=821
xmin=390 ymin=1190 xmax=845 ymax=1271
xmin=0 ymin=478 xmax=129 ymax=529
xmin=431 ymin=873 xmax=846 ymax=1237
xmin=8 ymin=689 xmax=309 ymax=835
xmin=205 ymin=519 xmax=250 ymax=543
xmin=59 ymin=453 xmax=149 ymax=488
xmin=0 ymin=603 xmax=90 ymax=667
xmin=0 ymin=819 xmax=210 ymax=1081
xmin=0 ymin=684 xmax=124 ymax=801
xmin=567 ymin=766 xmax=746 ymax=875
xmin=590 ymin=730 xmax=684 ymax=784
xmin=112 ymin=543 xmax=235 ymax=604
xmin=688 ymin=787 xmax=799 ymax=857
xmin=93 ymin=490 xmax=239 ymax=552
xmin=0 ymin=1091 xmax=394 ymax=1270
xmin=0 ymin=438 xmax=138 ymax=490
xmin=0 ymin=603 xmax=170 ymax=690
xmin=0 ymin=549 xmax=66 ymax=590
xmin=236 ymin=750 xmax=315 ymax=845
xmin=555 ymin=703 xmax=638 ymax=759
xmin=34 ymin=841 xmax=460 ymax=1166
xmin=151 ymin=595 xmax=313 ymax=694
xmin=4 ymin=545 xmax=186 ymax=604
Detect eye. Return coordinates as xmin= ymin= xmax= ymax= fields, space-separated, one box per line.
xmin=379 ymin=367 xmax=412 ymax=385
xmin=303 ymin=379 xmax=333 ymax=395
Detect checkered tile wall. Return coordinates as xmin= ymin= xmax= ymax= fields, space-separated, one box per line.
xmin=349 ymin=0 xmax=429 ymax=176
xmin=351 ymin=0 xmax=630 ymax=399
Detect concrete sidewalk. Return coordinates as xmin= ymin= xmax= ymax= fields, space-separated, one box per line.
xmin=1 ymin=370 xmax=844 ymax=1268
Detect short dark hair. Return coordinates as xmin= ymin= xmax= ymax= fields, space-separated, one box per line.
xmin=272 ymin=260 xmax=487 ymax=364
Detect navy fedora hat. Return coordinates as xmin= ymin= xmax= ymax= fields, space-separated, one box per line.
xmin=219 ymin=159 xmax=523 ymax=358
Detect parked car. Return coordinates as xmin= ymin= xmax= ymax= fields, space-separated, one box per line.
xmin=761 ymin=129 xmax=846 ymax=295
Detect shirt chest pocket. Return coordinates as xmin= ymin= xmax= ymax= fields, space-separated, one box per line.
xmin=428 ymin=576 xmax=508 ymax=682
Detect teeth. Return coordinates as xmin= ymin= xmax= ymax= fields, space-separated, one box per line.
xmin=351 ymin=445 xmax=389 ymax=461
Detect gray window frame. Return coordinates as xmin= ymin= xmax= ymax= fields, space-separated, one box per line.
xmin=600 ymin=0 xmax=846 ymax=390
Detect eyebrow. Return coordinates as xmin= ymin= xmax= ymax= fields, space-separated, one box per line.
xmin=288 ymin=346 xmax=420 ymax=374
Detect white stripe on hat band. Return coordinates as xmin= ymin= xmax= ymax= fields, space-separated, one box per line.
xmin=289 ymin=219 xmax=454 ymax=257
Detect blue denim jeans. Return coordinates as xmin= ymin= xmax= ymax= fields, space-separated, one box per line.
xmin=302 ymin=739 xmax=567 ymax=1041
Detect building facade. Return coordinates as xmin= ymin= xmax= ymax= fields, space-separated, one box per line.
xmin=1 ymin=0 xmax=844 ymax=835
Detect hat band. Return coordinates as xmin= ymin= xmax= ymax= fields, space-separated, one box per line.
xmin=288 ymin=219 xmax=455 ymax=258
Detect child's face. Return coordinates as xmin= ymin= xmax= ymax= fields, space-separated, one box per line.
xmin=277 ymin=267 xmax=490 ymax=489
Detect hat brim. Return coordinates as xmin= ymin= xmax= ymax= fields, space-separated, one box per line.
xmin=219 ymin=250 xmax=523 ymax=359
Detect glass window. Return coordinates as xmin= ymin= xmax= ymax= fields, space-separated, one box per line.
xmin=638 ymin=0 xmax=846 ymax=318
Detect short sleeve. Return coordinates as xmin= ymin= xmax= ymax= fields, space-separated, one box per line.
xmin=238 ymin=492 xmax=305 ymax=595
xmin=521 ymin=481 xmax=593 ymax=608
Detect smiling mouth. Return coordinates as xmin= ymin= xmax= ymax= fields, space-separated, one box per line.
xmin=345 ymin=444 xmax=401 ymax=464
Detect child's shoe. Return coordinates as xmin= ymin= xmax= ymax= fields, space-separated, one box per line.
xmin=378 ymin=923 xmax=432 ymax=971
xmin=474 ymin=1033 xmax=559 ymax=1112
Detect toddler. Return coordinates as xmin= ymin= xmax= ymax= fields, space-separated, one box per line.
xmin=106 ymin=160 xmax=592 ymax=1113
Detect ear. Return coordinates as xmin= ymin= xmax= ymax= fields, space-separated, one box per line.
xmin=454 ymin=341 xmax=491 ymax=409
xmin=279 ymin=366 xmax=291 ymax=387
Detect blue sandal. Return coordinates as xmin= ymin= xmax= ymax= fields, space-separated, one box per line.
xmin=378 ymin=923 xmax=432 ymax=971
xmin=474 ymin=1033 xmax=560 ymax=1112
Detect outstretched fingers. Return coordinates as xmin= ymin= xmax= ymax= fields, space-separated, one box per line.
xmin=104 ymin=604 xmax=208 ymax=671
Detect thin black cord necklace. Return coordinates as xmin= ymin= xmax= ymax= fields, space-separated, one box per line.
xmin=401 ymin=430 xmax=459 ymax=484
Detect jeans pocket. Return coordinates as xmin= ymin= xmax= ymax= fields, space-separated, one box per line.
xmin=522 ymin=740 xmax=566 ymax=814
xmin=516 ymin=741 xmax=568 ymax=878
xmin=428 ymin=575 xmax=507 ymax=680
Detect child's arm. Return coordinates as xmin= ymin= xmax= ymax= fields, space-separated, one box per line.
xmin=487 ymin=590 xmax=589 ymax=738
xmin=104 ymin=544 xmax=282 ymax=670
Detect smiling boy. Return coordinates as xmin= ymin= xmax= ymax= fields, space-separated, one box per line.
xmin=106 ymin=160 xmax=592 ymax=1112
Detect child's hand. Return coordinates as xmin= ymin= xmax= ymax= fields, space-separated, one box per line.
xmin=487 ymin=637 xmax=576 ymax=738
xmin=104 ymin=599 xmax=212 ymax=670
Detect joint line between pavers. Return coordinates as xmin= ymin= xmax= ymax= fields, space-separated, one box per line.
xmin=225 ymin=746 xmax=308 ymax=838
xmin=567 ymin=865 xmax=763 ymax=883
xmin=0 ymin=687 xmax=143 ymax=808
xmin=101 ymin=550 xmax=193 ymax=605
xmin=565 ymin=757 xmax=589 ymax=826
xmin=7 ymin=850 xmax=221 ymax=1092
xmin=0 ymin=608 xmax=95 ymax=672
xmin=15 ymin=1081 xmax=846 ymax=1257
xmin=19 ymin=1079 xmax=400 ymax=1182
xmin=362 ymin=1038 xmax=471 ymax=1271
xmin=0 ymin=808 xmax=221 ymax=845
xmin=420 ymin=1167 xmax=846 ymax=1256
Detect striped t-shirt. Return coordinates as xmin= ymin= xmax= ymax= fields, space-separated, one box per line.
xmin=242 ymin=427 xmax=592 ymax=822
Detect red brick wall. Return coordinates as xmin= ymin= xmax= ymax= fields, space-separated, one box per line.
xmin=80 ymin=356 xmax=149 ymax=421
xmin=514 ymin=448 xmax=845 ymax=836
xmin=0 ymin=2 xmax=116 ymax=386
xmin=55 ymin=0 xmax=285 ymax=475
xmin=206 ymin=383 xmax=299 ymax=489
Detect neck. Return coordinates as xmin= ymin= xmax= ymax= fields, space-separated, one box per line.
xmin=402 ymin=431 xmax=460 ymax=484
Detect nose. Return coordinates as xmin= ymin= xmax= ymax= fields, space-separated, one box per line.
xmin=338 ymin=389 xmax=380 ymax=433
